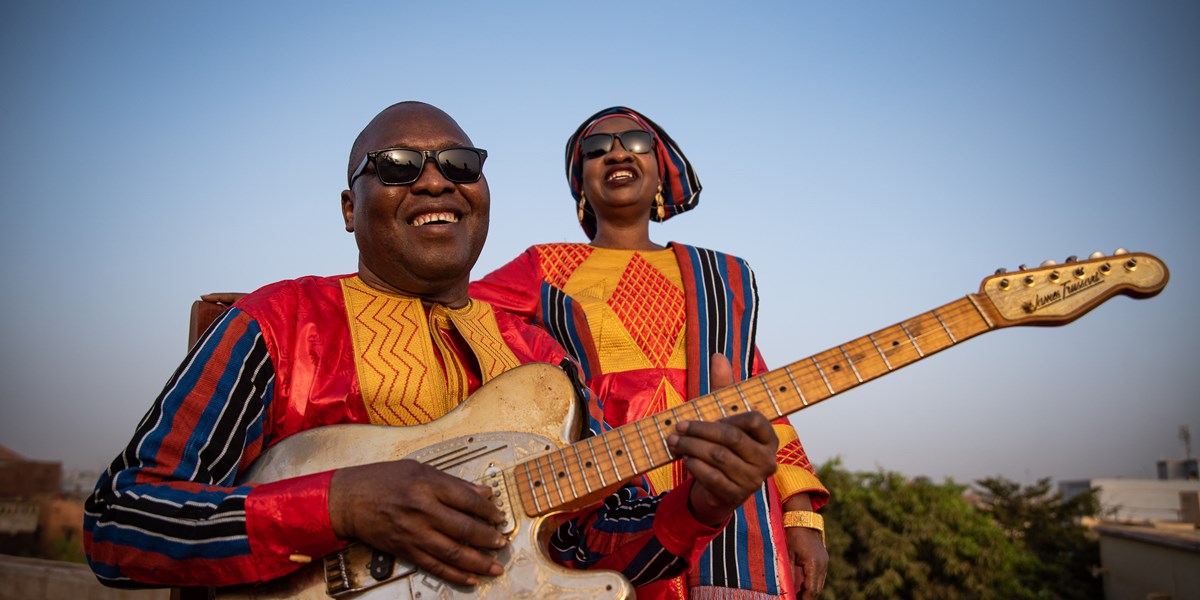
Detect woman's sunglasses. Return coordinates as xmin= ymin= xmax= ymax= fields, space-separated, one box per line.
xmin=580 ymin=130 xmax=654 ymax=159
xmin=349 ymin=147 xmax=488 ymax=186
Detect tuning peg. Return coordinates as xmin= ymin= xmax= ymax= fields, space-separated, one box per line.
xmin=1065 ymin=255 xmax=1079 ymax=263
xmin=1113 ymin=248 xmax=1129 ymax=255
xmin=1018 ymin=264 xmax=1028 ymax=271
xmin=1040 ymin=259 xmax=1058 ymax=267
xmin=1089 ymin=251 xmax=1105 ymax=259
xmin=994 ymin=268 xmax=1008 ymax=275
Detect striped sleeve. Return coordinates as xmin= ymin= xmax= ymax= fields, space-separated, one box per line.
xmin=83 ymin=308 xmax=340 ymax=587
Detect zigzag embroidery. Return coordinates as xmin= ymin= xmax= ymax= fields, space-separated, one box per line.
xmin=343 ymin=277 xmax=444 ymax=426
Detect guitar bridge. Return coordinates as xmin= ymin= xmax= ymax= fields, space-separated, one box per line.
xmin=323 ymin=543 xmax=415 ymax=598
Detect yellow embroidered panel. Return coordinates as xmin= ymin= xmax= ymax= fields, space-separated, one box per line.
xmin=644 ymin=377 xmax=689 ymax=494
xmin=557 ymin=248 xmax=687 ymax=374
xmin=536 ymin=243 xmax=594 ymax=290
xmin=441 ymin=301 xmax=521 ymax=383
xmin=341 ymin=278 xmax=520 ymax=427
xmin=342 ymin=277 xmax=447 ymax=426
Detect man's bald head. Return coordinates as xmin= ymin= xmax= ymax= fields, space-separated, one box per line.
xmin=346 ymin=101 xmax=472 ymax=186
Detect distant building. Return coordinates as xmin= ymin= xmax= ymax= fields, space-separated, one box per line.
xmin=61 ymin=469 xmax=101 ymax=499
xmin=1094 ymin=522 xmax=1199 ymax=600
xmin=1060 ymin=478 xmax=1200 ymax=522
xmin=1063 ymin=453 xmax=1200 ymax=600
xmin=1157 ymin=458 xmax=1199 ymax=481
xmin=0 ymin=444 xmax=71 ymax=557
xmin=0 ymin=444 xmax=60 ymax=498
xmin=0 ymin=501 xmax=39 ymax=536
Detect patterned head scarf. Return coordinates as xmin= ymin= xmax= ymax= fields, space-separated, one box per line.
xmin=565 ymin=106 xmax=701 ymax=239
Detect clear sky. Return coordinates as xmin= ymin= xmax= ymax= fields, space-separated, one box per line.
xmin=1 ymin=2 xmax=1196 ymax=486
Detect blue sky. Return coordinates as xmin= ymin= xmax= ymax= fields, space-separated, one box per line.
xmin=1 ymin=2 xmax=1196 ymax=485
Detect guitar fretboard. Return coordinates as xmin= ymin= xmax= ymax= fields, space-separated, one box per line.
xmin=513 ymin=294 xmax=997 ymax=516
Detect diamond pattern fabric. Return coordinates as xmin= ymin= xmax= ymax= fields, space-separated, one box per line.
xmin=607 ymin=253 xmax=685 ymax=369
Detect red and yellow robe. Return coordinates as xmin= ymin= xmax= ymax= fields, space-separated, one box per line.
xmin=473 ymin=243 xmax=829 ymax=599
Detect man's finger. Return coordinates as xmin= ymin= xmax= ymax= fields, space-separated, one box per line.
xmin=676 ymin=413 xmax=777 ymax=447
xmin=709 ymin=353 xmax=734 ymax=390
xmin=798 ymin=561 xmax=814 ymax=600
xmin=436 ymin=476 xmax=507 ymax=525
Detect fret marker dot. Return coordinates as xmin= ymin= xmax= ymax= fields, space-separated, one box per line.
xmin=615 ymin=449 xmax=623 ymax=456
xmin=730 ymin=405 xmax=739 ymax=412
xmin=585 ymin=461 xmax=593 ymax=468
xmin=664 ymin=419 xmax=672 ymax=426
xmin=892 ymin=340 xmax=900 ymax=347
xmin=533 ymin=481 xmax=541 ymax=487
xmin=778 ymin=386 xmax=787 ymax=393
xmin=557 ymin=472 xmax=565 ymax=478
xmin=832 ymin=365 xmax=841 ymax=371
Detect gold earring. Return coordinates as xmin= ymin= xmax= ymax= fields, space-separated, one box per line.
xmin=578 ymin=192 xmax=587 ymax=222
xmin=654 ymin=185 xmax=666 ymax=221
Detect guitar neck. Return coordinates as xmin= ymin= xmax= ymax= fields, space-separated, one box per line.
xmin=513 ymin=294 xmax=998 ymax=517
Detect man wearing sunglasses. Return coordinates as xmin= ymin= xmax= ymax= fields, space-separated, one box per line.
xmin=84 ymin=101 xmax=780 ymax=595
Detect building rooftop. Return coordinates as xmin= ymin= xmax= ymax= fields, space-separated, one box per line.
xmin=1093 ymin=521 xmax=1200 ymax=553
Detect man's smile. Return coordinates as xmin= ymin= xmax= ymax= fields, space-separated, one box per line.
xmin=409 ymin=211 xmax=460 ymax=226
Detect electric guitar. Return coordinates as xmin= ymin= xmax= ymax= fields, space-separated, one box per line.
xmin=216 ymin=250 xmax=1168 ymax=599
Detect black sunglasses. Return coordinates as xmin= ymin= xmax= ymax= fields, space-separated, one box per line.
xmin=580 ymin=130 xmax=654 ymax=159
xmin=349 ymin=146 xmax=488 ymax=187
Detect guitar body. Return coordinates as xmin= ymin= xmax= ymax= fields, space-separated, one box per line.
xmin=218 ymin=363 xmax=633 ymax=599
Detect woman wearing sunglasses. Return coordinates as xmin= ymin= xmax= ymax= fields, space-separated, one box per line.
xmin=471 ymin=107 xmax=829 ymax=600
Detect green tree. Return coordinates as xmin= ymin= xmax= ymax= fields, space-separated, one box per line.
xmin=973 ymin=476 xmax=1102 ymax=599
xmin=818 ymin=459 xmax=1037 ymax=600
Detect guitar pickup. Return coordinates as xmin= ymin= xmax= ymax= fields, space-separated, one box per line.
xmin=481 ymin=465 xmax=516 ymax=535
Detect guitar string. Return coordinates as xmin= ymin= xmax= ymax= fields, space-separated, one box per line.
xmin=518 ymin=297 xmax=990 ymax=511
xmin=519 ymin=262 xmax=1142 ymax=509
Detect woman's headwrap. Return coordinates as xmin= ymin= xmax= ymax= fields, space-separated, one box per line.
xmin=565 ymin=106 xmax=701 ymax=239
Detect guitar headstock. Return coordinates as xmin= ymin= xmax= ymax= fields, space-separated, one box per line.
xmin=979 ymin=249 xmax=1168 ymax=327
